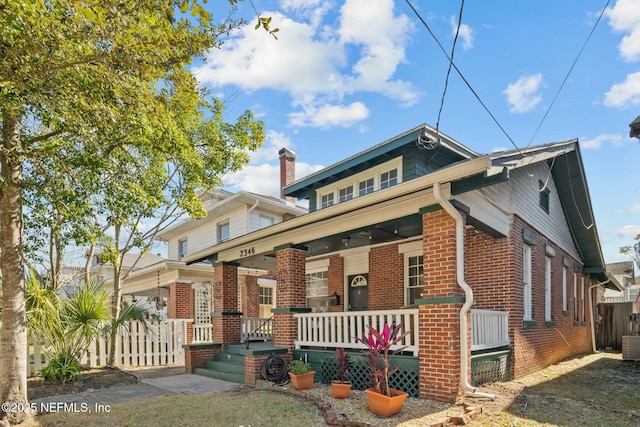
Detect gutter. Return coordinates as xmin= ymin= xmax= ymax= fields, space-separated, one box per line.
xmin=433 ymin=182 xmax=495 ymax=400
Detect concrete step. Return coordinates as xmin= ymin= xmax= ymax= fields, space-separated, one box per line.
xmin=204 ymin=359 xmax=245 ymax=375
xmin=193 ymin=367 xmax=244 ymax=384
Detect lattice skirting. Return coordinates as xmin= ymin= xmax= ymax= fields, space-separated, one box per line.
xmin=318 ymin=354 xmax=420 ymax=398
xmin=470 ymin=349 xmax=511 ymax=386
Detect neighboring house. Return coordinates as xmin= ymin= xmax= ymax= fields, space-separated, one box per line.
xmin=184 ymin=124 xmax=622 ymax=403
xmin=109 ymin=149 xmax=307 ymax=336
xmin=57 ymin=266 xmax=85 ymax=299
xmin=602 ymin=261 xmax=637 ymax=303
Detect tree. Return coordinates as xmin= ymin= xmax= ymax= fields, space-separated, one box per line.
xmin=0 ymin=2 xmax=269 ymax=424
xmin=620 ymin=233 xmax=640 ymax=270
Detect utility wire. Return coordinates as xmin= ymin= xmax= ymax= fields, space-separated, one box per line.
xmin=526 ymin=0 xmax=612 ymax=148
xmin=404 ymin=0 xmax=522 ymax=156
xmin=434 ymin=0 xmax=465 ymax=140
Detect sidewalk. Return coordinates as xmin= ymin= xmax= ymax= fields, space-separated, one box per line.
xmin=31 ymin=367 xmax=241 ymax=411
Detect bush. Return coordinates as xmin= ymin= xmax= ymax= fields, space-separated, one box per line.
xmin=39 ymin=355 xmax=82 ymax=383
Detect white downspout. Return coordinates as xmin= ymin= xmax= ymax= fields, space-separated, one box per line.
xmin=588 ymin=277 xmax=610 ymax=354
xmin=433 ymin=182 xmax=495 ymax=400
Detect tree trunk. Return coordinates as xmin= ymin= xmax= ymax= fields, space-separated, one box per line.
xmin=0 ymin=109 xmax=33 ymax=426
xmin=107 ymin=225 xmax=122 ymax=366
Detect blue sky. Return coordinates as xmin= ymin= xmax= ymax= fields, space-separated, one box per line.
xmin=192 ymin=0 xmax=640 ymax=266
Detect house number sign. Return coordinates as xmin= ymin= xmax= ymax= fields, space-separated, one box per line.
xmin=239 ymin=247 xmax=255 ymax=257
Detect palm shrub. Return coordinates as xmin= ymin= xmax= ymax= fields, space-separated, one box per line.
xmin=26 ymin=271 xmax=148 ymax=383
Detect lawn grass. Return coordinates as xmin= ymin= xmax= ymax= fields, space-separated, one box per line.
xmin=37 ymin=388 xmax=326 ymax=427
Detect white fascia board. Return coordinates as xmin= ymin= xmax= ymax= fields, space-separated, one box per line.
xmin=183 ymin=156 xmax=491 ymax=264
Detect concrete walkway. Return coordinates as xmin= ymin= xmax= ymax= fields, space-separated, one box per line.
xmin=31 ymin=367 xmax=241 ymax=411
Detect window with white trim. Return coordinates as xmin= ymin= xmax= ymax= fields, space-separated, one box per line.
xmin=358 ymin=178 xmax=374 ymax=196
xmin=405 ymin=254 xmax=424 ymax=305
xmin=218 ymin=221 xmax=230 ymax=243
xmin=545 ymin=257 xmax=552 ymax=322
xmin=380 ymin=168 xmax=398 ymax=189
xmin=339 ymin=186 xmax=354 ymax=203
xmin=306 ymin=270 xmax=328 ymax=312
xmin=573 ymin=272 xmax=578 ymax=322
xmin=581 ymin=276 xmax=585 ymax=322
xmin=562 ymin=267 xmax=568 ymax=312
xmin=321 ymin=192 xmax=334 ymax=208
xmin=523 ymin=245 xmax=533 ymax=321
xmin=178 ymin=238 xmax=188 ymax=259
xmin=259 ymin=286 xmax=274 ymax=318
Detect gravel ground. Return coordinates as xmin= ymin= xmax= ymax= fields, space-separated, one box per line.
xmin=272 ymin=382 xmax=467 ymax=427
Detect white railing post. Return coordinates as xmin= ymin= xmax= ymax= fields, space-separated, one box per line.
xmin=293 ymin=309 xmax=419 ymax=356
xmin=471 ymin=309 xmax=510 ymax=351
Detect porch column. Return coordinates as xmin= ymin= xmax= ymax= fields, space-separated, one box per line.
xmin=242 ymin=275 xmax=259 ymax=318
xmin=212 ymin=262 xmax=242 ymax=344
xmin=273 ymin=244 xmax=310 ymax=349
xmin=416 ymin=208 xmax=468 ymax=403
xmin=167 ymin=280 xmax=194 ymax=344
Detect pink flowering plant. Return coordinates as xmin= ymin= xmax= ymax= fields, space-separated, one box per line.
xmin=355 ymin=322 xmax=410 ymax=396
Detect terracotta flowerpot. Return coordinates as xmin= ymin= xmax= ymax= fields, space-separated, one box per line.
xmin=365 ymin=388 xmax=409 ymax=417
xmin=331 ymin=381 xmax=352 ymax=398
xmin=289 ymin=371 xmax=315 ymax=390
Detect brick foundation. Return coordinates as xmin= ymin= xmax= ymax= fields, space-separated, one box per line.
xmin=183 ymin=343 xmax=222 ymax=373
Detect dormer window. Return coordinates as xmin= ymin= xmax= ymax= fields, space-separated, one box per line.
xmin=321 ymin=192 xmax=334 ymax=208
xmin=380 ymin=169 xmax=398 ymax=189
xmin=178 ymin=238 xmax=188 ymax=259
xmin=358 ymin=178 xmax=374 ymax=196
xmin=539 ymin=180 xmax=550 ymax=214
xmin=338 ymin=186 xmax=353 ymax=203
xmin=218 ymin=221 xmax=230 ymax=243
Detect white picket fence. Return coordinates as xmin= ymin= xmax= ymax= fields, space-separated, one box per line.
xmin=26 ymin=319 xmax=190 ymax=377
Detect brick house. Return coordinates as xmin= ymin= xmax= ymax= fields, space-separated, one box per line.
xmin=183 ymin=124 xmax=622 ymax=402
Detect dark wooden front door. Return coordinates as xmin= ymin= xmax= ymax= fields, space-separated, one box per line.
xmin=348 ymin=274 xmax=368 ymax=311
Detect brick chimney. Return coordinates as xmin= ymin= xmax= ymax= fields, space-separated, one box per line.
xmin=279 ymin=147 xmax=296 ymax=205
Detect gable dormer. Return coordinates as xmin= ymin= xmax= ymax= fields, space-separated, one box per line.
xmin=283 ymin=124 xmax=478 ymax=212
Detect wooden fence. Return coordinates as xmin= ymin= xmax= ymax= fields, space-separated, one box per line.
xmin=26 ymin=319 xmax=189 ymax=377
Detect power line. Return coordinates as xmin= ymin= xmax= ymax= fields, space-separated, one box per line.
xmin=404 ymin=0 xmax=522 ymax=156
xmin=434 ymin=0 xmax=465 ymax=140
xmin=526 ymin=0 xmax=612 ymax=148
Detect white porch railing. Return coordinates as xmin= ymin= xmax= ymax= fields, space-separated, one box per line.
xmin=192 ymin=323 xmax=213 ymax=343
xmin=471 ymin=309 xmax=510 ymax=351
xmin=294 ymin=309 xmax=419 ymax=356
xmin=242 ymin=317 xmax=274 ymax=342
xmin=26 ymin=319 xmax=189 ymax=377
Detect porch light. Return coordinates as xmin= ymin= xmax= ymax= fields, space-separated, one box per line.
xmin=341 ymin=236 xmax=350 ymax=246
xmin=329 ymin=291 xmax=341 ymax=306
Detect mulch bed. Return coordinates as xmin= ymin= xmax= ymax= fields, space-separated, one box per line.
xmin=27 ymin=367 xmax=139 ymax=400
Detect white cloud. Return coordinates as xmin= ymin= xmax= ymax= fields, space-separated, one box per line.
xmin=605 ymin=0 xmax=640 ymax=61
xmin=580 ymin=133 xmax=624 ymax=149
xmin=610 ymin=224 xmax=640 ymax=240
xmin=450 ymin=16 xmax=474 ymax=50
xmin=192 ymin=0 xmax=416 ymax=129
xmin=288 ymin=101 xmax=369 ymax=128
xmin=604 ymin=71 xmax=640 ymax=108
xmin=503 ymin=73 xmax=543 ymax=113
xmin=224 ymin=129 xmax=324 ymax=198
xmin=616 ymin=203 xmax=640 ymax=214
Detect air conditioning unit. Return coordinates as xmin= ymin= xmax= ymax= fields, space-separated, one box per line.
xmin=622 ymin=336 xmax=640 ymax=360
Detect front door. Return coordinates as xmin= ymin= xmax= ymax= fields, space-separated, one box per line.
xmin=348 ymin=274 xmax=368 ymax=311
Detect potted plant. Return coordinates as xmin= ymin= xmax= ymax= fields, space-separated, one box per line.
xmin=289 ymin=359 xmax=315 ymax=390
xmin=355 ymin=322 xmax=410 ymax=417
xmin=331 ymin=348 xmax=352 ymax=398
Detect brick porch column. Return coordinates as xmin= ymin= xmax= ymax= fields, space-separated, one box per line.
xmin=242 ymin=275 xmax=259 ymax=318
xmin=273 ymin=244 xmax=309 ymax=348
xmin=167 ymin=280 xmax=194 ymax=344
xmin=416 ymin=208 xmax=468 ymax=403
xmin=212 ymin=262 xmax=242 ymax=344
